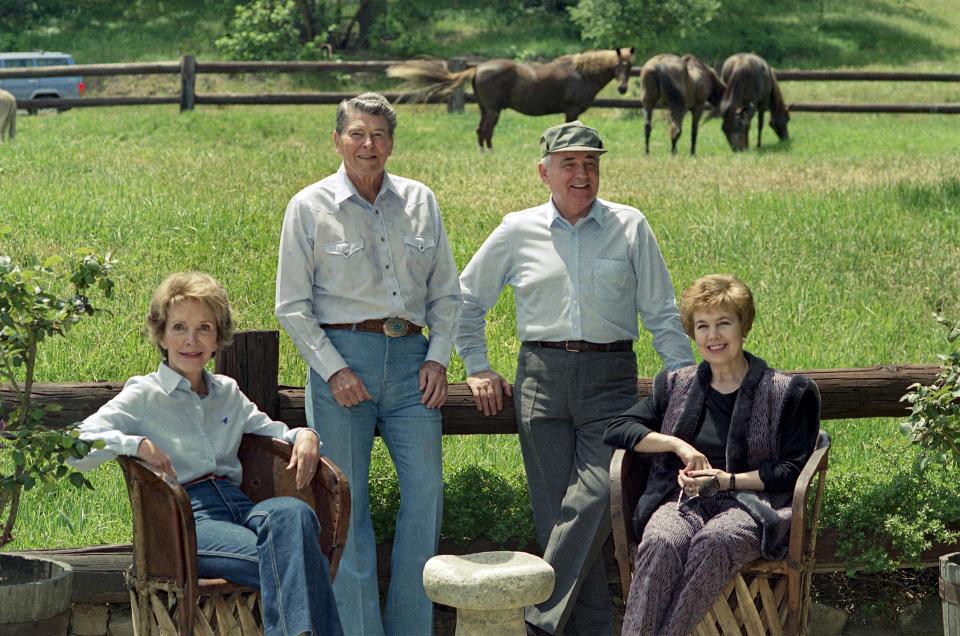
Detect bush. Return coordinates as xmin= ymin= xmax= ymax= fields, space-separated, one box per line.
xmin=821 ymin=437 xmax=960 ymax=573
xmin=368 ymin=442 xmax=535 ymax=546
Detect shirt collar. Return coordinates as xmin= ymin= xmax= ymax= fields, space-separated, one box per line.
xmin=157 ymin=362 xmax=215 ymax=396
xmin=546 ymin=197 xmax=604 ymax=229
xmin=331 ymin=164 xmax=400 ymax=207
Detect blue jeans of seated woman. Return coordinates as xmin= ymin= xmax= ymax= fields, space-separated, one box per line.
xmin=188 ymin=479 xmax=344 ymax=636
xmin=307 ymin=329 xmax=443 ymax=636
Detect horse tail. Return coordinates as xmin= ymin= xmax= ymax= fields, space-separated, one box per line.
xmin=387 ymin=60 xmax=477 ymax=101
xmin=706 ymin=65 xmax=725 ymax=108
xmin=655 ymin=63 xmax=685 ymax=113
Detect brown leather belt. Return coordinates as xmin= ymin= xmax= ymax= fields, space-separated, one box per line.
xmin=525 ymin=340 xmax=633 ymax=353
xmin=322 ymin=318 xmax=423 ymax=338
xmin=183 ymin=473 xmax=227 ymax=487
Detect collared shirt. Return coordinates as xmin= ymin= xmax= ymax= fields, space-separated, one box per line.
xmin=457 ymin=197 xmax=694 ymax=375
xmin=71 ymin=363 xmax=317 ymax=485
xmin=275 ymin=165 xmax=462 ymax=381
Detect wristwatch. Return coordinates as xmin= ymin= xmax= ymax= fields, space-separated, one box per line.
xmin=728 ymin=472 xmax=736 ymax=491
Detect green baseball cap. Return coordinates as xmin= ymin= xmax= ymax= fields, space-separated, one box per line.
xmin=539 ymin=120 xmax=607 ymax=157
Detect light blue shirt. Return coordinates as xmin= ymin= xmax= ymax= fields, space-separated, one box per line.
xmin=72 ymin=363 xmax=317 ymax=485
xmin=275 ymin=165 xmax=462 ymax=381
xmin=457 ymin=198 xmax=694 ymax=375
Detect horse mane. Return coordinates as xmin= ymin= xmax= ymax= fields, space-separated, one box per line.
xmin=566 ymin=49 xmax=619 ymax=75
xmin=720 ymin=62 xmax=748 ymax=116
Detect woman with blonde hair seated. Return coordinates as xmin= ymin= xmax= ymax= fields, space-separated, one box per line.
xmin=604 ymin=274 xmax=820 ymax=635
xmin=74 ymin=271 xmax=343 ymax=636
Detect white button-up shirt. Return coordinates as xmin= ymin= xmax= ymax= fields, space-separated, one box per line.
xmin=275 ymin=165 xmax=462 ymax=380
xmin=457 ymin=198 xmax=694 ymax=375
xmin=72 ymin=363 xmax=316 ymax=485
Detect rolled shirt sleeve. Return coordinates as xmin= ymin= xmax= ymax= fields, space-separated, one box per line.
xmin=631 ymin=218 xmax=695 ymax=371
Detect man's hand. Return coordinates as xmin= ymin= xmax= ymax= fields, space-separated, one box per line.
xmin=328 ymin=367 xmax=373 ymax=407
xmin=419 ymin=360 xmax=448 ymax=409
xmin=466 ymin=370 xmax=513 ymax=416
xmin=287 ymin=428 xmax=321 ymax=490
xmin=137 ymin=438 xmax=176 ymax=479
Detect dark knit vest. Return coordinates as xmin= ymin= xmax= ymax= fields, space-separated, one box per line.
xmin=633 ymin=352 xmax=818 ymax=560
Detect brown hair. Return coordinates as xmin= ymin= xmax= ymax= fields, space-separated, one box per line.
xmin=146 ymin=272 xmax=233 ymax=359
xmin=679 ymin=274 xmax=755 ymax=338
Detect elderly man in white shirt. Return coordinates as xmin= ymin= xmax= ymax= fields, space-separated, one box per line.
xmin=456 ymin=121 xmax=694 ymax=635
xmin=275 ymin=92 xmax=461 ymax=636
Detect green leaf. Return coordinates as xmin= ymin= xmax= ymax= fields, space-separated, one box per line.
xmin=42 ymin=255 xmax=63 ymax=269
xmin=68 ymin=472 xmax=86 ymax=488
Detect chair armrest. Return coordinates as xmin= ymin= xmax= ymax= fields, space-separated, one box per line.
xmin=787 ymin=432 xmax=831 ymax=567
xmin=118 ymin=455 xmax=198 ymax=630
xmin=609 ymin=449 xmax=650 ymax=597
xmin=238 ymin=434 xmax=351 ymax=581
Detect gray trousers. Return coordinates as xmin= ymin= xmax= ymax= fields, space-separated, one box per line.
xmin=516 ymin=345 xmax=639 ymax=635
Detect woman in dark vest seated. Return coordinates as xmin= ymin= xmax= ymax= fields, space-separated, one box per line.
xmin=603 ymin=274 xmax=820 ymax=636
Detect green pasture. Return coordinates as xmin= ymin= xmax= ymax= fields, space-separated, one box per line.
xmin=1 ymin=100 xmax=959 ymax=564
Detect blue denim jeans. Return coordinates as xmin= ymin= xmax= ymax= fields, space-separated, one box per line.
xmin=188 ymin=479 xmax=344 ymax=636
xmin=307 ymin=329 xmax=443 ymax=636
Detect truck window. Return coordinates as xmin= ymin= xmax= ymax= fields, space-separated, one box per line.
xmin=36 ymin=58 xmax=71 ymax=67
xmin=4 ymin=59 xmax=33 ymax=67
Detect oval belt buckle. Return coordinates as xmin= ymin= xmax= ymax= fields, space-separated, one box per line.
xmin=383 ymin=317 xmax=407 ymax=338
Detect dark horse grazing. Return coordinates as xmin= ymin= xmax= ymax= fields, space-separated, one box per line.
xmin=719 ymin=53 xmax=789 ymax=151
xmin=388 ymin=48 xmax=635 ymax=150
xmin=639 ymin=53 xmax=724 ymax=155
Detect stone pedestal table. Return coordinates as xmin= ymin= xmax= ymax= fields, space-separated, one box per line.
xmin=422 ymin=551 xmax=555 ymax=635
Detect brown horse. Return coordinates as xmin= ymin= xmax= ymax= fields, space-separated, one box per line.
xmin=639 ymin=53 xmax=724 ymax=155
xmin=719 ymin=53 xmax=789 ymax=151
xmin=388 ymin=48 xmax=635 ymax=150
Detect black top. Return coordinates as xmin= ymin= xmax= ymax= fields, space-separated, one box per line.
xmin=604 ymin=373 xmax=818 ymax=493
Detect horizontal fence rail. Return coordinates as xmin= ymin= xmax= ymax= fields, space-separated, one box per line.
xmin=2 ymin=56 xmax=958 ymax=115
xmin=0 ymin=331 xmax=941 ymax=433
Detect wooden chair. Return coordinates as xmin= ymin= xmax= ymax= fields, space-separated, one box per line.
xmin=610 ymin=432 xmax=830 ymax=636
xmin=119 ymin=434 xmax=351 ymax=636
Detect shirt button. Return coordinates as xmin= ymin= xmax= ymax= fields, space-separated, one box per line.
xmin=385 ymin=265 xmax=390 ymax=269
xmin=381 ymin=237 xmax=385 ymax=242
xmin=392 ymin=291 xmax=397 ymax=296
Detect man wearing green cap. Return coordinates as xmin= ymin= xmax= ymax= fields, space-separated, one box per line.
xmin=456 ymin=120 xmax=694 ymax=634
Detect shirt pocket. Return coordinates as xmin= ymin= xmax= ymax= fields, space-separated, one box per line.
xmin=325 ymin=240 xmax=365 ymax=258
xmin=593 ymin=258 xmax=632 ymax=301
xmin=322 ymin=240 xmax=370 ymax=285
xmin=401 ymin=235 xmax=437 ymax=277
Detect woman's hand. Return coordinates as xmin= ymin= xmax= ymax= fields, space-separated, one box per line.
xmin=677 ymin=468 xmax=729 ymax=496
xmin=673 ymin=440 xmax=711 ymax=472
xmin=287 ymin=429 xmax=321 ymax=490
xmin=137 ymin=438 xmax=176 ymax=479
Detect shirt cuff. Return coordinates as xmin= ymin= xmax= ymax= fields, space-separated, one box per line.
xmin=425 ymin=335 xmax=453 ymax=368
xmin=462 ymin=351 xmax=492 ymax=377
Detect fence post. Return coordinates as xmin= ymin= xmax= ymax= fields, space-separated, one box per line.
xmin=180 ymin=55 xmax=196 ymax=112
xmin=215 ymin=330 xmax=280 ymax=419
xmin=447 ymin=57 xmax=466 ymax=113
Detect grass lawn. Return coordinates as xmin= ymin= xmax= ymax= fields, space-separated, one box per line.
xmin=2 ymin=100 xmax=959 ymax=553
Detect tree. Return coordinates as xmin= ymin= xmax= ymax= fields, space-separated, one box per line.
xmin=569 ymin=0 xmax=721 ymax=49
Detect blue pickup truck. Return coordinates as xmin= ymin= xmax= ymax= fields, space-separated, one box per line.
xmin=0 ymin=51 xmax=84 ymax=113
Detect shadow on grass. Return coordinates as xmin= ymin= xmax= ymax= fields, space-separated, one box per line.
xmin=673 ymin=0 xmax=957 ymax=69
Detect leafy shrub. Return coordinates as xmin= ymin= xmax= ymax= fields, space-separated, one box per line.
xmin=900 ymin=313 xmax=960 ymax=469
xmin=821 ymin=437 xmax=960 ymax=573
xmin=368 ymin=442 xmax=535 ymax=546
xmin=216 ymin=0 xmax=306 ymax=61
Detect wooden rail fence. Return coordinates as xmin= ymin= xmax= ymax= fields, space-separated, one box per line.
xmin=2 ymin=55 xmax=958 ymax=114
